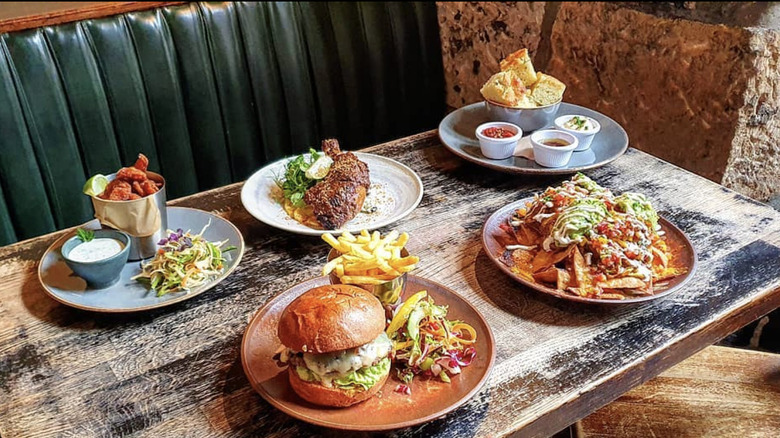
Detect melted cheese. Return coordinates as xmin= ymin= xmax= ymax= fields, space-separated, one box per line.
xmin=302 ymin=332 xmax=392 ymax=382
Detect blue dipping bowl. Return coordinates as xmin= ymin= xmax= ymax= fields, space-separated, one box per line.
xmin=61 ymin=230 xmax=131 ymax=289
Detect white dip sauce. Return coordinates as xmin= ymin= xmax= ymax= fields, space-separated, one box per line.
xmin=69 ymin=238 xmax=124 ymax=262
xmin=563 ymin=116 xmax=595 ymax=131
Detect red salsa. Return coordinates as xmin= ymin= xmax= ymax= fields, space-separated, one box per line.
xmin=482 ymin=126 xmax=516 ymax=139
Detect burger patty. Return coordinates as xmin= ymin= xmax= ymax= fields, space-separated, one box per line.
xmin=278 ymin=332 xmax=392 ymax=379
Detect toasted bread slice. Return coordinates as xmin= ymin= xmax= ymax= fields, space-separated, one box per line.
xmin=530 ymin=72 xmax=566 ymax=106
xmin=480 ymin=70 xmax=528 ymax=107
xmin=500 ymin=48 xmax=538 ymax=87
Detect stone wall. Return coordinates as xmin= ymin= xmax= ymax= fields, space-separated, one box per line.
xmin=437 ymin=1 xmax=780 ymax=202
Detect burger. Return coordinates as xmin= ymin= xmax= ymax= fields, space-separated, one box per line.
xmin=275 ymin=284 xmax=393 ymax=407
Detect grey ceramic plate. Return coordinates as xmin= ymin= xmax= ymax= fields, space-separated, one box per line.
xmin=38 ymin=207 xmax=245 ymax=312
xmin=241 ymin=152 xmax=423 ymax=236
xmin=438 ymin=102 xmax=629 ymax=174
xmin=482 ymin=198 xmax=697 ymax=304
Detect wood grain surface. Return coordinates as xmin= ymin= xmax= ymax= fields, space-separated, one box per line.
xmin=1 ymin=130 xmax=780 ymax=437
xmin=577 ymin=345 xmax=780 ymax=437
xmin=0 ymin=2 xmax=185 ymax=33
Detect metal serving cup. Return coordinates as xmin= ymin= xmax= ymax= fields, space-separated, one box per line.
xmin=485 ymin=99 xmax=561 ymax=132
xmin=326 ymin=247 xmax=409 ymax=307
xmin=90 ymin=171 xmax=168 ymax=261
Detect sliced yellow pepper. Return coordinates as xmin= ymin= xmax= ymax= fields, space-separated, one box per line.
xmin=386 ymin=290 xmax=428 ymax=336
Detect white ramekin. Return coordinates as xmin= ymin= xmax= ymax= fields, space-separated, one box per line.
xmin=475 ymin=122 xmax=523 ymax=160
xmin=530 ymin=129 xmax=578 ymax=167
xmin=554 ymin=115 xmax=601 ymax=151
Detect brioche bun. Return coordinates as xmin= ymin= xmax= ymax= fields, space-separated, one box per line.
xmin=288 ymin=367 xmax=389 ymax=407
xmin=277 ymin=284 xmax=384 ymax=354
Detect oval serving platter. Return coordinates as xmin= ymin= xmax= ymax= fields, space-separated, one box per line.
xmin=482 ymin=198 xmax=697 ymax=304
xmin=38 ymin=207 xmax=244 ymax=312
xmin=241 ymin=152 xmax=423 ymax=236
xmin=439 ymin=102 xmax=629 ymax=175
xmin=241 ymin=275 xmax=496 ymax=431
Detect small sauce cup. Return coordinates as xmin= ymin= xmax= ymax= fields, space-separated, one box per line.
xmin=554 ymin=115 xmax=601 ymax=151
xmin=475 ymin=122 xmax=523 ymax=160
xmin=530 ymin=129 xmax=579 ymax=167
xmin=61 ymin=229 xmax=131 ymax=289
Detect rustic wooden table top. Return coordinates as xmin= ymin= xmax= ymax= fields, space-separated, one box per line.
xmin=2 ymin=130 xmax=780 ymax=438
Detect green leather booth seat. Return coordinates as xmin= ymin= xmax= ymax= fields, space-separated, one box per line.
xmin=0 ymin=2 xmax=445 ymax=246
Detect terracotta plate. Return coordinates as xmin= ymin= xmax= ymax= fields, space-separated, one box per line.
xmin=482 ymin=198 xmax=697 ymax=304
xmin=241 ymin=275 xmax=496 ymax=431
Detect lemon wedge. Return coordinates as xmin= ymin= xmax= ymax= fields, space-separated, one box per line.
xmin=305 ymin=155 xmax=333 ymax=180
xmin=83 ymin=174 xmax=109 ymax=197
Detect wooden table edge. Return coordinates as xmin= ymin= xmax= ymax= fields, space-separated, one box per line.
xmin=514 ymin=276 xmax=780 ymax=438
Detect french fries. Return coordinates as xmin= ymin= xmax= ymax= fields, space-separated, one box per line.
xmin=322 ymin=230 xmax=419 ymax=285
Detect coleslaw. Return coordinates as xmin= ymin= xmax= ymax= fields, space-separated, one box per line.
xmin=132 ymin=221 xmax=235 ymax=296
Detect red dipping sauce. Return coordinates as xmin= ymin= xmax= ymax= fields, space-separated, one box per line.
xmin=482 ymin=126 xmax=516 ymax=139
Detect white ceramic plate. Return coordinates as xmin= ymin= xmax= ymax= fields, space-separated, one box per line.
xmin=241 ymin=152 xmax=423 ymax=236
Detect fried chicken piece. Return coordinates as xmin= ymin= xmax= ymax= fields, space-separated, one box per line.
xmin=132 ymin=181 xmax=144 ymax=196
xmin=99 ymin=179 xmax=124 ymax=200
xmin=116 ymin=166 xmax=148 ymax=182
xmin=140 ymin=180 xmax=159 ymax=196
xmin=107 ymin=181 xmax=133 ymax=201
xmin=128 ymin=193 xmax=141 ymax=200
xmin=134 ymin=154 xmax=149 ymax=172
xmin=303 ymin=139 xmax=370 ymax=229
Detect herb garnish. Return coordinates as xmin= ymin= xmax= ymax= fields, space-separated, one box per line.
xmin=274 ymin=149 xmax=321 ymax=207
xmin=570 ymin=116 xmax=587 ymax=129
xmin=76 ymin=228 xmax=95 ymax=243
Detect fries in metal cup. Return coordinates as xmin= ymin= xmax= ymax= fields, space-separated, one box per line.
xmin=322 ymin=230 xmax=419 ymax=306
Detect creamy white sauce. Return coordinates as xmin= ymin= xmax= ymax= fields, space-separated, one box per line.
xmin=302 ymin=332 xmax=392 ymax=385
xmin=68 ymin=238 xmax=124 ymax=263
xmin=563 ymin=116 xmax=595 ymax=131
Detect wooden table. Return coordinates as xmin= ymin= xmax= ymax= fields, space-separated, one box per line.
xmin=2 ymin=131 xmax=780 ymax=437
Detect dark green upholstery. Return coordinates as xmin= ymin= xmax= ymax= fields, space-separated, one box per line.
xmin=0 ymin=2 xmax=445 ymax=246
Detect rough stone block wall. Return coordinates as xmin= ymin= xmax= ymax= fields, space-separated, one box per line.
xmin=438 ymin=1 xmax=546 ymax=108
xmin=437 ymin=1 xmax=780 ymax=202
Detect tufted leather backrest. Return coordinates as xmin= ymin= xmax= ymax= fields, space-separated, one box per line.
xmin=0 ymin=2 xmax=444 ymax=246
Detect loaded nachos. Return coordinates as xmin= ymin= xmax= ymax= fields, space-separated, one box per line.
xmin=498 ymin=173 xmax=687 ymax=300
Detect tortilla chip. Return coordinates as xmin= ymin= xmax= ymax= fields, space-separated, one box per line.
xmin=654 ymin=267 xmax=688 ymax=282
xmin=597 ymin=277 xmax=647 ymax=289
xmin=533 ymin=267 xmax=558 ymax=284
xmin=557 ymin=268 xmax=571 ymax=290
xmin=507 ymin=248 xmax=535 ymax=282
xmin=511 ymin=248 xmax=535 ymax=267
xmin=570 ymin=246 xmax=591 ymax=287
xmin=532 ymin=246 xmax=573 ymax=272
xmin=651 ymin=246 xmax=669 ymax=268
xmin=494 ymin=232 xmax=517 ymax=249
xmin=507 ymin=224 xmax=540 ymax=246
xmin=599 ymin=293 xmax=627 ymax=300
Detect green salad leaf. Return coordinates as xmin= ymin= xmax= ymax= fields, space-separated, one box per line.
xmin=295 ymin=357 xmax=391 ymax=391
xmin=76 ymin=228 xmax=94 ymax=243
xmin=333 ymin=357 xmax=391 ymax=390
xmin=274 ymin=149 xmax=321 ymax=208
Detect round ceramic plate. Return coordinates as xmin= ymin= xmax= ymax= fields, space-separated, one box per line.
xmin=38 ymin=207 xmax=244 ymax=312
xmin=241 ymin=152 xmax=423 ymax=236
xmin=482 ymin=198 xmax=697 ymax=304
xmin=241 ymin=275 xmax=496 ymax=431
xmin=439 ymin=102 xmax=629 ymax=174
